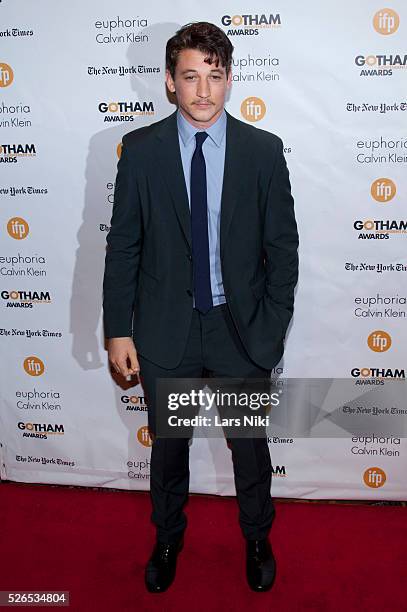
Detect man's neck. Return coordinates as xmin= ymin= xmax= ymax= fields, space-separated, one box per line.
xmin=178 ymin=106 xmax=225 ymax=129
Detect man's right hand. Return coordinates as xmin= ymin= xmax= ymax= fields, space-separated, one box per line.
xmin=107 ymin=336 xmax=140 ymax=378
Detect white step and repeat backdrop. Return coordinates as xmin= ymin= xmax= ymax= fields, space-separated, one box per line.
xmin=1 ymin=1 xmax=406 ymax=499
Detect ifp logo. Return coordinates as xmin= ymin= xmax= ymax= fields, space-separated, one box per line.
xmin=370 ymin=178 xmax=396 ymax=202
xmin=367 ymin=330 xmax=392 ymax=352
xmin=241 ymin=97 xmax=266 ymax=122
xmin=23 ymin=356 xmax=45 ymax=377
xmin=7 ymin=217 xmax=29 ymax=239
xmin=137 ymin=425 xmax=152 ymax=447
xmin=0 ymin=63 xmax=14 ymax=87
xmin=363 ymin=467 xmax=386 ymax=488
xmin=373 ymin=9 xmax=399 ymax=35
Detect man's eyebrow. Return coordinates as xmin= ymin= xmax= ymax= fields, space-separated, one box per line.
xmin=180 ymin=67 xmax=225 ymax=74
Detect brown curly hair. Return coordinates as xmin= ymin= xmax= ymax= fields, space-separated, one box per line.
xmin=166 ymin=21 xmax=234 ymax=78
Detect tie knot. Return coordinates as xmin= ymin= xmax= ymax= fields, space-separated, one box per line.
xmin=195 ymin=131 xmax=208 ymax=149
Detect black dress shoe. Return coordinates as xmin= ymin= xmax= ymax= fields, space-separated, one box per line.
xmin=145 ymin=537 xmax=184 ymax=593
xmin=246 ymin=538 xmax=276 ymax=592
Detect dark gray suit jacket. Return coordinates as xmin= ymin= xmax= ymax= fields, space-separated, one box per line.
xmin=103 ymin=109 xmax=299 ymax=369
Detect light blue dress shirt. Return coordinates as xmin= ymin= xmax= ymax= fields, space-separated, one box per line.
xmin=177 ymin=108 xmax=227 ymax=307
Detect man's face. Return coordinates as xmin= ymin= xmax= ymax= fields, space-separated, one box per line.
xmin=166 ymin=48 xmax=232 ymax=128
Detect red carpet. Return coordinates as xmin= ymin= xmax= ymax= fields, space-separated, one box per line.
xmin=0 ymin=481 xmax=405 ymax=611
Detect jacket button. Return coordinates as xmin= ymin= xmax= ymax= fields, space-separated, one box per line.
xmin=186 ymin=289 xmax=192 ymax=296
xmin=187 ymin=254 xmax=192 ymax=261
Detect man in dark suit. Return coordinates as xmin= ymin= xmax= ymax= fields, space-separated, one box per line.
xmin=103 ymin=21 xmax=298 ymax=593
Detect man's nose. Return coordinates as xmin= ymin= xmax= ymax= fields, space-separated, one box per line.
xmin=196 ymin=78 xmax=210 ymax=98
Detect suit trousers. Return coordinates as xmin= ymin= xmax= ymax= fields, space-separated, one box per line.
xmin=138 ymin=302 xmax=276 ymax=544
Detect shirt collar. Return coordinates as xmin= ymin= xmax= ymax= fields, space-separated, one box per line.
xmin=177 ymin=108 xmax=226 ymax=148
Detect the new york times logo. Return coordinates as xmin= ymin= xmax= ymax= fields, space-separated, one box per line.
xmin=88 ymin=64 xmax=160 ymax=77
xmin=0 ymin=27 xmax=34 ymax=37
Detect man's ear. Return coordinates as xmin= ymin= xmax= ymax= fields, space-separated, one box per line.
xmin=165 ymin=69 xmax=176 ymax=93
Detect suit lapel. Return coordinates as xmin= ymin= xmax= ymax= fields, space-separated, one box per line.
xmin=156 ymin=108 xmax=249 ymax=256
xmin=156 ymin=110 xmax=192 ymax=249
xmin=220 ymin=110 xmax=249 ymax=258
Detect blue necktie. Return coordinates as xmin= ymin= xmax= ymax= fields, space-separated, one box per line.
xmin=191 ymin=131 xmax=213 ymax=314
